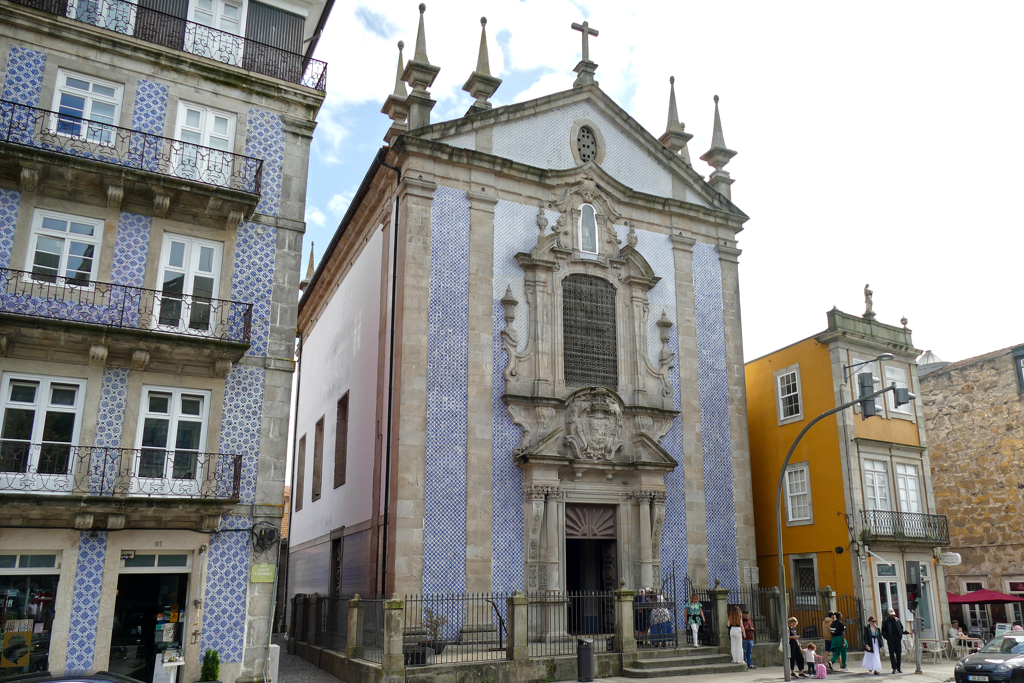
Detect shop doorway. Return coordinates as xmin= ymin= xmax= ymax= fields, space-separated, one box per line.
xmin=107 ymin=573 xmax=189 ymax=683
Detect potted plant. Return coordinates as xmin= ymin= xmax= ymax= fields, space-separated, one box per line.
xmin=419 ymin=607 xmax=449 ymax=655
xmin=199 ymin=648 xmax=220 ymax=683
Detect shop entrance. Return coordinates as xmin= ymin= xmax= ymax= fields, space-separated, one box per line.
xmin=107 ymin=573 xmax=189 ymax=683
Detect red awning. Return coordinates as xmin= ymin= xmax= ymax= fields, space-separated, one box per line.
xmin=947 ymin=589 xmax=1024 ymax=605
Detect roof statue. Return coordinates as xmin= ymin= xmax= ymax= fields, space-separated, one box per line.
xmin=659 ymin=76 xmax=693 ymax=164
xmin=571 ymin=20 xmax=599 ymax=87
xmin=402 ymin=4 xmax=440 ymax=130
xmin=300 ymin=242 xmax=314 ymax=292
xmin=700 ymin=95 xmax=737 ymax=200
xmin=863 ymin=283 xmax=875 ymax=320
xmin=463 ymin=17 xmax=502 ymax=115
xmin=381 ymin=41 xmax=409 ymax=145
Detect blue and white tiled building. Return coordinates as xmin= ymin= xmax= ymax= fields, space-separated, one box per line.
xmin=287 ymin=11 xmax=758 ymax=608
xmin=0 ymin=0 xmax=331 ymax=679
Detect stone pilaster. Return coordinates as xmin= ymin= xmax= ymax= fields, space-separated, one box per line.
xmin=506 ymin=591 xmax=529 ymax=661
xmin=382 ymin=595 xmax=405 ymax=683
xmin=614 ymin=586 xmax=638 ymax=656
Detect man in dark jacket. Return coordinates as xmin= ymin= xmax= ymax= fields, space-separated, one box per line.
xmin=882 ymin=609 xmax=910 ymax=673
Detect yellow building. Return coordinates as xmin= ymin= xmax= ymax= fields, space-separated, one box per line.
xmin=746 ymin=308 xmax=951 ymax=641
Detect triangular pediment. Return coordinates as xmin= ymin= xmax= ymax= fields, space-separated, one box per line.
xmin=413 ymin=85 xmax=745 ymax=218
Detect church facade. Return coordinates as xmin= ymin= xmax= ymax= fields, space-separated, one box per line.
xmin=288 ymin=9 xmax=756 ymax=601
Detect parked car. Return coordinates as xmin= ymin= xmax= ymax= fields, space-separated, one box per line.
xmin=954 ymin=633 xmax=1024 ymax=683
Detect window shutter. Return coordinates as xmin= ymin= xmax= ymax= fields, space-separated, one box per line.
xmin=311 ymin=417 xmax=324 ymax=501
xmin=334 ymin=393 xmax=348 ymax=488
xmin=243 ymin=1 xmax=304 ymax=81
xmin=294 ymin=435 xmax=305 ymax=511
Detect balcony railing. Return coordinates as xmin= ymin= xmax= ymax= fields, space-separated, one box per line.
xmin=859 ymin=509 xmax=950 ymax=545
xmin=0 ymin=267 xmax=253 ymax=344
xmin=0 ymin=101 xmax=263 ymax=195
xmin=9 ymin=0 xmax=327 ymax=91
xmin=0 ymin=444 xmax=242 ymax=499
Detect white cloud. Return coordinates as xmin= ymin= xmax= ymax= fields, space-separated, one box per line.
xmin=305 ymin=205 xmax=326 ymax=228
xmin=327 ymin=191 xmax=355 ymax=219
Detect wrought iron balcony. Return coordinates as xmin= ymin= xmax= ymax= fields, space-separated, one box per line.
xmin=9 ymin=0 xmax=327 ymax=91
xmin=858 ymin=509 xmax=950 ymax=546
xmin=0 ymin=267 xmax=253 ymax=344
xmin=0 ymin=101 xmax=263 ymax=195
xmin=0 ymin=443 xmax=242 ymax=499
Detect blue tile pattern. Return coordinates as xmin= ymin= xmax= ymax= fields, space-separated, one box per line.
xmin=423 ymin=186 xmax=470 ymax=596
xmin=230 ymin=221 xmax=276 ymax=357
xmin=218 ymin=514 xmax=253 ymax=530
xmin=692 ymin=242 xmax=738 ymax=589
xmin=616 ymin=226 xmax=687 ymax=581
xmin=1 ymin=46 xmax=46 ymax=106
xmin=130 ymin=80 xmax=168 ymax=135
xmin=90 ymin=367 xmax=130 ymax=494
xmin=202 ymin=530 xmax=250 ymax=662
xmin=112 ymin=212 xmax=151 ymax=287
xmin=66 ymin=532 xmax=107 ymax=669
xmin=0 ymin=189 xmax=20 ymax=269
xmin=244 ymin=109 xmax=284 ymax=217
xmin=217 ymin=365 xmax=264 ymax=503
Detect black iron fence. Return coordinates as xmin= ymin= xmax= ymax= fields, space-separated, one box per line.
xmin=360 ymin=597 xmax=385 ymax=664
xmin=319 ymin=595 xmax=350 ymax=652
xmin=9 ymin=0 xmax=328 ymax=90
xmin=0 ymin=444 xmax=242 ymax=498
xmin=730 ymin=586 xmax=782 ymax=643
xmin=0 ymin=267 xmax=253 ymax=344
xmin=402 ymin=592 xmax=512 ymax=665
xmin=525 ymin=591 xmax=618 ymax=657
xmin=0 ymin=101 xmax=263 ymax=195
xmin=858 ymin=509 xmax=950 ymax=545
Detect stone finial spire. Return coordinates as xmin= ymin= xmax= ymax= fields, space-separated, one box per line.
xmin=381 ymin=41 xmax=409 ymax=145
xmin=658 ymin=76 xmax=693 ymax=164
xmin=402 ymin=4 xmax=441 ymax=130
xmin=299 ymin=242 xmax=314 ymax=292
xmin=463 ymin=17 xmax=502 ymax=115
xmin=571 ymin=20 xmax=599 ymax=88
xmin=699 ymin=95 xmax=737 ymax=200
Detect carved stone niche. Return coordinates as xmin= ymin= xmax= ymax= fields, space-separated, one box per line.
xmin=500 ymin=173 xmax=680 ymax=471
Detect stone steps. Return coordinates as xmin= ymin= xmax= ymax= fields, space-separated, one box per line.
xmin=622 ymin=648 xmax=748 ymax=678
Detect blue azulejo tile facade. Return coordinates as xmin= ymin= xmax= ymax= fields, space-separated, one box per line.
xmin=0 ymin=188 xmax=20 ymax=268
xmin=65 ymin=531 xmax=108 ymax=669
xmin=130 ymin=80 xmax=169 ymax=135
xmin=202 ymin=525 xmax=251 ymax=662
xmin=89 ymin=367 xmax=130 ymax=493
xmin=112 ymin=212 xmax=151 ymax=288
xmin=244 ymin=108 xmax=285 ymax=217
xmin=217 ymin=365 xmax=265 ymax=504
xmin=1 ymin=46 xmax=45 ymax=106
xmin=231 ymin=221 xmax=276 ymax=357
xmin=692 ymin=242 xmax=739 ymax=589
xmin=423 ymin=186 xmax=470 ymax=596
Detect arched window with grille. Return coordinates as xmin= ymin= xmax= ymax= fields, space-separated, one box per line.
xmin=562 ymin=274 xmax=617 ymax=389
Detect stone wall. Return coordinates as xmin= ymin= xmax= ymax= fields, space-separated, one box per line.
xmin=920 ymin=350 xmax=1024 ymax=593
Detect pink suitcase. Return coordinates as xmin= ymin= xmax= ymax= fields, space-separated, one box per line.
xmin=816 ymin=663 xmax=827 ymax=679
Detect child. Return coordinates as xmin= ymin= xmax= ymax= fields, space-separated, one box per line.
xmin=803 ymin=643 xmax=818 ymax=677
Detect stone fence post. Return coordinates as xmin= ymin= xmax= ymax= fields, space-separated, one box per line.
xmin=614 ymin=584 xmax=637 ymax=657
xmin=822 ymin=585 xmax=837 ymax=615
xmin=346 ymin=595 xmax=363 ymax=659
xmin=710 ymin=580 xmax=730 ymax=648
xmin=382 ymin=594 xmax=405 ymax=683
xmin=307 ymin=593 xmax=319 ymax=646
xmin=506 ymin=591 xmax=529 ymax=661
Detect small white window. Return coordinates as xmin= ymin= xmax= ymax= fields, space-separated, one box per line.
xmin=0 ymin=374 xmax=86 ymax=484
xmin=851 ymin=356 xmax=885 ymax=415
xmin=774 ymin=364 xmax=803 ymax=423
xmin=51 ymin=69 xmax=122 ymax=146
xmin=578 ymin=203 xmax=598 ymax=254
xmin=863 ymin=459 xmax=891 ymax=511
xmin=25 ymin=210 xmax=103 ymax=285
xmin=885 ymin=364 xmax=912 ymax=415
xmin=155 ymin=233 xmax=223 ymax=335
xmin=785 ymin=463 xmax=812 ymax=523
xmin=134 ymin=386 xmax=211 ymax=495
xmin=120 ymin=551 xmax=192 ymax=572
xmin=0 ymin=551 xmax=62 ymax=574
xmin=895 ymin=462 xmax=922 ymax=513
xmin=187 ymin=0 xmax=247 ymax=67
xmin=173 ymin=102 xmax=236 ymax=186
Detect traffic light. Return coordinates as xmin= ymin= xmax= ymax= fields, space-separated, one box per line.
xmin=858 ymin=372 xmax=878 ymax=419
xmin=906 ymin=561 xmax=921 ymax=612
xmin=893 ymin=384 xmax=916 ymax=409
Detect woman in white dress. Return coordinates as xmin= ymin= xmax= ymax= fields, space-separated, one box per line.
xmin=863 ymin=615 xmax=885 ymax=675
xmin=728 ymin=605 xmax=744 ymax=664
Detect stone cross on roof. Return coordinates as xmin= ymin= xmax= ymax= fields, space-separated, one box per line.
xmin=571 ymin=20 xmax=599 ymax=61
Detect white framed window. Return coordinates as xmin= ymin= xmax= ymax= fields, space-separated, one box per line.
xmin=0 ymin=552 xmax=62 ymax=574
xmin=863 ymin=459 xmax=891 ymax=511
xmin=895 ymin=462 xmax=923 ymax=513
xmin=775 ymin=364 xmax=803 ymax=424
xmin=1005 ymin=579 xmax=1024 ymax=624
xmin=25 ymin=210 xmax=103 ymax=285
xmin=155 ymin=233 xmax=223 ymax=335
xmin=51 ymin=69 xmax=122 ymax=146
xmin=173 ymin=101 xmax=236 ymax=186
xmin=577 ymin=203 xmax=598 ymax=255
xmin=851 ymin=356 xmax=885 ymax=415
xmin=885 ymin=364 xmax=912 ymax=415
xmin=119 ymin=551 xmax=192 ymax=573
xmin=785 ymin=462 xmax=812 ymax=523
xmin=133 ymin=386 xmax=211 ymax=496
xmin=0 ymin=374 xmax=86 ymax=486
xmin=185 ymin=0 xmax=247 ymax=67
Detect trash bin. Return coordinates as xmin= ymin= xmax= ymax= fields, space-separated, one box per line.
xmin=577 ymin=637 xmax=594 ymax=682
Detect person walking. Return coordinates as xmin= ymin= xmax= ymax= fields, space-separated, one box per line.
xmin=742 ymin=610 xmax=756 ymax=670
xmin=882 ymin=609 xmax=910 ymax=674
xmin=829 ymin=611 xmax=849 ymax=671
xmin=822 ymin=612 xmax=834 ymax=657
xmin=863 ymin=616 xmax=885 ymax=675
xmin=728 ymin=606 xmax=744 ymax=664
xmin=684 ymin=593 xmax=704 ymax=648
xmin=788 ymin=617 xmax=807 ymax=677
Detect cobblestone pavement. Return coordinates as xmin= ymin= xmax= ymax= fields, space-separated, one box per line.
xmin=275 ymin=638 xmax=342 ymax=683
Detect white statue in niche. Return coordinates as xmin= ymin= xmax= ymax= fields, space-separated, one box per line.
xmin=578 ymin=203 xmax=598 ymax=254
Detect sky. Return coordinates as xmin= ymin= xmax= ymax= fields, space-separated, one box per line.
xmin=301 ymin=0 xmax=1024 ymax=365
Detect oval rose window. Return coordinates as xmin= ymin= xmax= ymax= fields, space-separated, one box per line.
xmin=576 ymin=126 xmax=597 ymax=163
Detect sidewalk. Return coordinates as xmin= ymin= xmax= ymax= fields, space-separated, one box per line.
xmin=276 ymin=638 xmax=342 ymax=683
xmin=603 ymin=661 xmax=955 ymax=683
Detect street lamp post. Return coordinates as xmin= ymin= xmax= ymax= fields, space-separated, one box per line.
xmin=775 ymin=354 xmax=911 ymax=681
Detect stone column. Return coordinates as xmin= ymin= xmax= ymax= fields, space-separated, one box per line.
xmin=638 ymin=493 xmax=654 ymax=589
xmin=545 ymin=490 xmax=561 ymax=591
xmin=346 ymin=595 xmax=363 ymax=659
xmin=506 ymin=592 xmax=529 ymax=661
xmin=670 ymin=232 xmax=708 ymax=585
xmin=382 ymin=595 xmax=405 ymax=683
xmin=710 ymin=580 xmax=730 ymax=649
xmin=614 ymin=585 xmax=638 ymax=656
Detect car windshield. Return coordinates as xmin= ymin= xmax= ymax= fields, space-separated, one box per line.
xmin=980 ymin=635 xmax=1024 ymax=653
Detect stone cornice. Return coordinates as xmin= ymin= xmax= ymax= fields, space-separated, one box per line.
xmin=669 ymin=233 xmax=697 ymax=252
xmin=398 ymin=175 xmax=438 ymax=201
xmin=466 ymin=189 xmax=499 ymax=210
xmin=717 ymin=245 xmax=742 ymax=262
